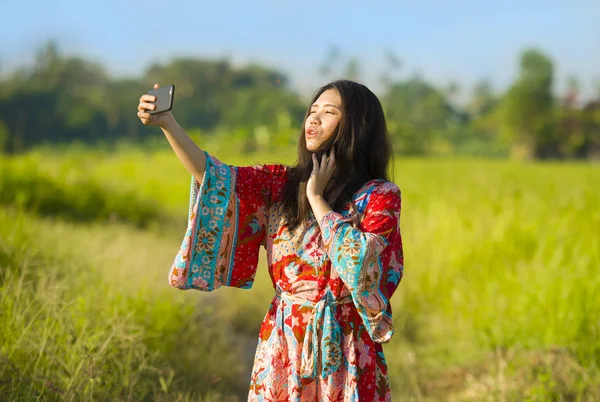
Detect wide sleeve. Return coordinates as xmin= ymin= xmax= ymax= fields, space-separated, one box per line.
xmin=319 ymin=181 xmax=404 ymax=343
xmin=168 ymin=151 xmax=287 ymax=291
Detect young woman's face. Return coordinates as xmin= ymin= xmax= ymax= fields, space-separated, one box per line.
xmin=304 ymin=89 xmax=343 ymax=152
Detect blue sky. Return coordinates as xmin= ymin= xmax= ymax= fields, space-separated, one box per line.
xmin=3 ymin=0 xmax=599 ymax=100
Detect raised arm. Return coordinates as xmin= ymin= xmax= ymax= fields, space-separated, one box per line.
xmin=168 ymin=155 xmax=288 ymax=291
xmin=137 ymin=84 xmax=206 ymax=183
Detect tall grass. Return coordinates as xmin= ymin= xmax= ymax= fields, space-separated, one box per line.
xmin=0 ymin=209 xmax=251 ymax=401
xmin=1 ymin=148 xmax=599 ymax=400
xmin=0 ymin=157 xmax=167 ymax=228
xmin=382 ymin=158 xmax=600 ymax=400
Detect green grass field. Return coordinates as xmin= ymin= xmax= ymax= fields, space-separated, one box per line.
xmin=1 ymin=147 xmax=599 ymax=401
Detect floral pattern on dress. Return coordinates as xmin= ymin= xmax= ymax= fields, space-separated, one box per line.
xmin=168 ymin=152 xmax=404 ymax=401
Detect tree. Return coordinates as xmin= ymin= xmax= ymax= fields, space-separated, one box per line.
xmin=469 ymin=78 xmax=496 ymax=116
xmin=502 ymin=49 xmax=556 ymax=158
xmin=444 ymin=81 xmax=461 ymax=107
xmin=384 ymin=74 xmax=456 ymax=155
xmin=0 ymin=120 xmax=8 ymax=152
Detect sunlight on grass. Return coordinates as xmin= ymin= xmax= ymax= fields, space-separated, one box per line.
xmin=1 ymin=148 xmax=599 ymax=400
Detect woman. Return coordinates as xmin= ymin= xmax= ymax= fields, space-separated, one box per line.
xmin=137 ymin=80 xmax=404 ymax=401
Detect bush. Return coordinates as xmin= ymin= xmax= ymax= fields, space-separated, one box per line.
xmin=0 ymin=158 xmax=166 ymax=228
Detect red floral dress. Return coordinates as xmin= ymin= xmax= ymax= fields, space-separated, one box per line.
xmin=168 ymin=152 xmax=404 ymax=401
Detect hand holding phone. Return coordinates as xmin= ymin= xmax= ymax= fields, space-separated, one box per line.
xmin=137 ymin=84 xmax=176 ymax=127
xmin=147 ymin=84 xmax=175 ymax=115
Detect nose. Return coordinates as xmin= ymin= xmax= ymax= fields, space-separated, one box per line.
xmin=308 ymin=113 xmax=320 ymax=125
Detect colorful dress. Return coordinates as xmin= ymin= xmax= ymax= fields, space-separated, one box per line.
xmin=168 ymin=152 xmax=404 ymax=401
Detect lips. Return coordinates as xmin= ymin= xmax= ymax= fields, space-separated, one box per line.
xmin=306 ymin=127 xmax=318 ymax=137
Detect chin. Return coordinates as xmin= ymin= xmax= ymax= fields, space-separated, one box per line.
xmin=306 ymin=143 xmax=318 ymax=152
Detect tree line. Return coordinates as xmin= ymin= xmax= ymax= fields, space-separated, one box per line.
xmin=0 ymin=41 xmax=598 ymax=159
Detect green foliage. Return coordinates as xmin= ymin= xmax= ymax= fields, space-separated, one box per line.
xmin=0 ymin=209 xmax=246 ymax=401
xmin=0 ymin=156 xmax=166 ymax=228
xmin=386 ymin=157 xmax=600 ymax=399
xmin=502 ymin=49 xmax=556 ymax=158
xmin=0 ymin=41 xmax=305 ymax=154
xmin=144 ymin=58 xmax=305 ymax=136
xmin=1 ymin=147 xmax=600 ymax=400
xmin=2 ymin=41 xmax=600 ymax=159
xmin=0 ymin=120 xmax=8 ymax=152
xmin=384 ymin=76 xmax=449 ymax=154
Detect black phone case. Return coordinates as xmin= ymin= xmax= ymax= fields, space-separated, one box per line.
xmin=148 ymin=85 xmax=175 ymax=115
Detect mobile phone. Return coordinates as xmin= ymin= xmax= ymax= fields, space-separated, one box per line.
xmin=147 ymin=84 xmax=175 ymax=115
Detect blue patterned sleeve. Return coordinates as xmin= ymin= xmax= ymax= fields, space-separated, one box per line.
xmin=319 ymin=181 xmax=404 ymax=343
xmin=168 ymin=152 xmax=286 ymax=291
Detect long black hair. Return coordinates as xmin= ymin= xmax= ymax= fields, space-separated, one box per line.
xmin=280 ymin=79 xmax=393 ymax=231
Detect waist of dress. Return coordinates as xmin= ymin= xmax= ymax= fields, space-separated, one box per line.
xmin=275 ymin=289 xmax=353 ymax=307
xmin=275 ymin=288 xmax=353 ymax=380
